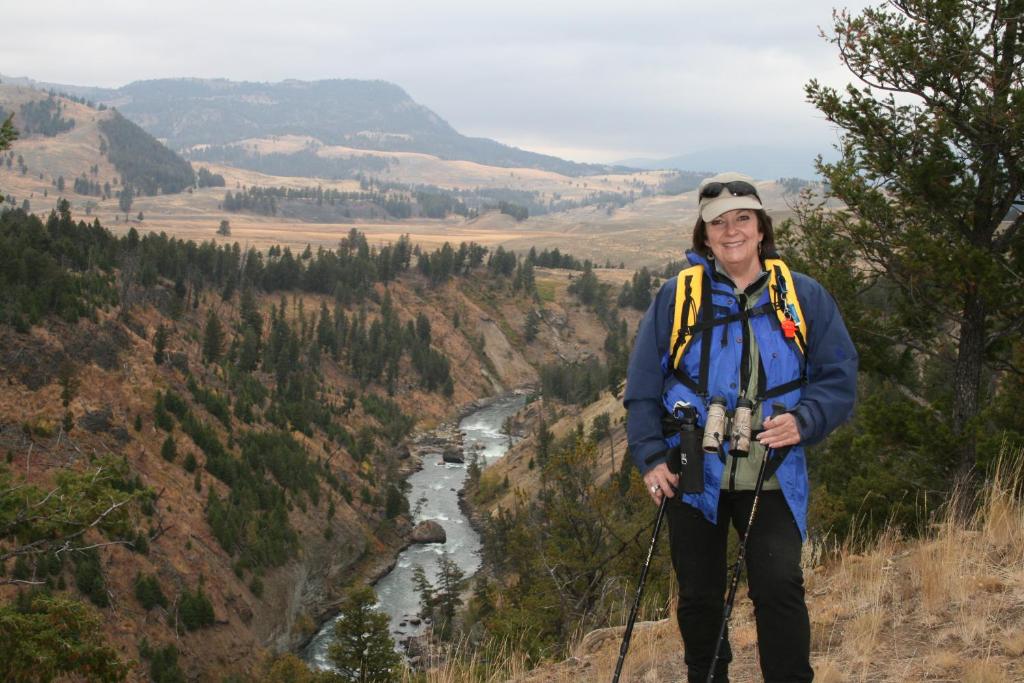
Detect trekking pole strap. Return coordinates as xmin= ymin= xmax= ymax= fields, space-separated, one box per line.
xmin=763 ymin=444 xmax=792 ymax=480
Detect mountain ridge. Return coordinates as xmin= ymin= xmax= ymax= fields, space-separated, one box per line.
xmin=1 ymin=74 xmax=631 ymax=177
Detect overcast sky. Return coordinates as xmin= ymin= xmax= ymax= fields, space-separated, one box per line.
xmin=3 ymin=0 xmax=871 ymax=165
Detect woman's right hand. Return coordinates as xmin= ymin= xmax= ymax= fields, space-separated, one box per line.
xmin=642 ymin=462 xmax=679 ymax=505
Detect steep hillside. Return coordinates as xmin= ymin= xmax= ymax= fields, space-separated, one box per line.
xmin=0 ymin=205 xmax=625 ymax=681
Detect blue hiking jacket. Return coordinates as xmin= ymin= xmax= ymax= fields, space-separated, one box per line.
xmin=624 ymin=252 xmax=858 ymax=538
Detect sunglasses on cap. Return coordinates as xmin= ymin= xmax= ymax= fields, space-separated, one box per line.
xmin=699 ymin=180 xmax=760 ymax=200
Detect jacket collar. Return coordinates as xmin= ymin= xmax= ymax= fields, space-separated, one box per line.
xmin=685 ymin=250 xmax=769 ymax=295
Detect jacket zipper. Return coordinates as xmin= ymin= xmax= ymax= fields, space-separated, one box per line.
xmin=729 ymin=292 xmax=753 ymax=492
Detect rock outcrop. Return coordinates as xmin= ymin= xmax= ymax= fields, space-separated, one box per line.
xmin=442 ymin=446 xmax=465 ymax=464
xmin=411 ymin=520 xmax=447 ymax=544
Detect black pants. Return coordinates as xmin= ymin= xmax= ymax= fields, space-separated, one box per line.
xmin=666 ymin=491 xmax=813 ymax=683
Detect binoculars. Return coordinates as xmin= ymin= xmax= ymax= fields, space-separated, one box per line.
xmin=702 ymin=396 xmax=754 ymax=457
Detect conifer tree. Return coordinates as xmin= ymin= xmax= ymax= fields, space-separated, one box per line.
xmin=58 ymin=359 xmax=79 ymax=433
xmin=118 ymin=184 xmax=133 ymax=214
xmin=800 ymin=0 xmax=1024 ymax=472
xmin=202 ymin=308 xmax=224 ymax=364
xmin=524 ymin=309 xmax=541 ymax=343
xmin=0 ymin=113 xmax=16 ymax=151
xmin=412 ymin=554 xmax=466 ymax=641
xmin=153 ymin=323 xmax=169 ymax=364
xmin=327 ymin=586 xmax=400 ymax=682
xmin=0 ymin=593 xmax=129 ymax=682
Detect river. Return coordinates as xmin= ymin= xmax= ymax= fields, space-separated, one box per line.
xmin=304 ymin=392 xmax=526 ymax=670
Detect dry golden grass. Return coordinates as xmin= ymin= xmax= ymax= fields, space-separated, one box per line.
xmin=962 ymin=657 xmax=1011 ymax=683
xmin=923 ymin=649 xmax=962 ymax=675
xmin=813 ymin=657 xmax=847 ymax=683
xmin=401 ymin=638 xmax=532 ymax=683
xmin=191 ymin=134 xmax=670 ymax=199
xmin=1000 ymin=626 xmax=1024 ymax=657
xmin=450 ymin=448 xmax=1024 ymax=682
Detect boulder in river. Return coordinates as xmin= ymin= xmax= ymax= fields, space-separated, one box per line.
xmin=441 ymin=447 xmax=465 ymax=464
xmin=411 ymin=520 xmax=447 ymax=544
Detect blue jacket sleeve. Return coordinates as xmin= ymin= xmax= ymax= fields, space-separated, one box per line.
xmin=790 ymin=273 xmax=859 ymax=445
xmin=624 ymin=278 xmax=677 ymax=474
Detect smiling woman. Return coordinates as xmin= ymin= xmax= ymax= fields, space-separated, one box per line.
xmin=624 ymin=170 xmax=858 ymax=682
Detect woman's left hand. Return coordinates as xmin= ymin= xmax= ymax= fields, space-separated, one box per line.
xmin=757 ymin=412 xmax=802 ymax=449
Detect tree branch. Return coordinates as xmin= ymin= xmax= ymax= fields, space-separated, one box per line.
xmin=0 ymin=578 xmax=47 ymax=586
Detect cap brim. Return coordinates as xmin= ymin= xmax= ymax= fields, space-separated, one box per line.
xmin=699 ymin=195 xmax=763 ymax=223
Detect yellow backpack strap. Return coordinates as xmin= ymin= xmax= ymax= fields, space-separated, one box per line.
xmin=669 ymin=265 xmax=704 ymax=368
xmin=765 ymin=258 xmax=808 ymax=354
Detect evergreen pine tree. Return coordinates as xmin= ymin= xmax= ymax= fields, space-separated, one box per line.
xmin=327 ymin=586 xmax=400 ymax=682
xmin=524 ymin=309 xmax=541 ymax=343
xmin=118 ymin=184 xmax=134 ymax=214
xmin=153 ymin=323 xmax=168 ymax=364
xmin=433 ymin=554 xmax=465 ymax=640
xmin=802 ymin=0 xmax=1024 ymax=472
xmin=202 ymin=309 xmax=223 ymax=364
xmin=161 ymin=435 xmax=177 ymax=463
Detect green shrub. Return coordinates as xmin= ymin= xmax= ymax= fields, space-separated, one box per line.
xmin=153 ymin=394 xmax=174 ymax=431
xmin=161 ymin=435 xmax=177 ymax=462
xmin=131 ymin=531 xmax=149 ymax=555
xmin=73 ymin=548 xmax=108 ymax=608
xmin=178 ymin=585 xmax=215 ymax=631
xmin=134 ymin=573 xmax=167 ymax=610
xmin=163 ymin=390 xmax=189 ymax=420
xmin=187 ymin=376 xmax=231 ymax=428
xmin=139 ymin=639 xmax=186 ymax=683
xmin=360 ymin=394 xmax=414 ymax=444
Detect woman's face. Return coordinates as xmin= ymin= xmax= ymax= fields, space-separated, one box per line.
xmin=705 ymin=209 xmax=763 ymax=276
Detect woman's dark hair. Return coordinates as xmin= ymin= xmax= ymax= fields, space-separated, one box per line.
xmin=691 ymin=208 xmax=776 ymax=259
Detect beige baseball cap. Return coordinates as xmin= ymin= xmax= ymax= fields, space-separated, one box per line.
xmin=697 ymin=172 xmax=763 ymax=222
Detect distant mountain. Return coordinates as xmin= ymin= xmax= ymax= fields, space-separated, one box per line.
xmin=617 ymin=144 xmax=840 ymax=182
xmin=2 ymin=75 xmax=627 ymax=177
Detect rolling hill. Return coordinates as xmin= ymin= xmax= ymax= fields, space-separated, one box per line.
xmin=2 ymin=75 xmax=630 ymax=176
xmin=0 ymin=84 xmax=194 ymax=201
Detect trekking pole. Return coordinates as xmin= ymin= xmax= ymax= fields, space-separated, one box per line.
xmin=705 ymin=403 xmax=790 ymax=683
xmin=612 ymin=493 xmax=669 ymax=683
xmin=612 ymin=403 xmax=697 ymax=683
